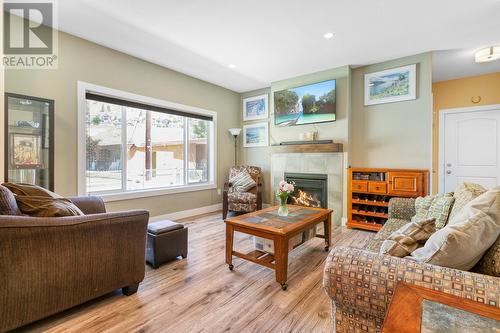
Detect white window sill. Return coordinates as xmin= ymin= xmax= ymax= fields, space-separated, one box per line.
xmin=89 ymin=183 xmax=216 ymax=202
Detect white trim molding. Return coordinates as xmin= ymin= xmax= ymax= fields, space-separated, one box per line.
xmin=77 ymin=81 xmax=218 ymax=200
xmin=150 ymin=204 xmax=222 ymax=222
xmin=437 ymin=103 xmax=500 ymax=193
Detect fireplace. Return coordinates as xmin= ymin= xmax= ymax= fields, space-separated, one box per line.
xmin=284 ymin=173 xmax=328 ymax=208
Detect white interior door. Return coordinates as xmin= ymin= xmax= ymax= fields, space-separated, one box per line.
xmin=441 ymin=107 xmax=500 ymax=193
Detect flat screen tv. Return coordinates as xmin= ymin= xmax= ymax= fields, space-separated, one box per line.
xmin=274 ymin=79 xmax=336 ymax=127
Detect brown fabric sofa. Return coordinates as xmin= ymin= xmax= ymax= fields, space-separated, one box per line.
xmin=0 ymin=196 xmax=149 ymax=332
xmin=323 ymin=198 xmax=500 ymax=333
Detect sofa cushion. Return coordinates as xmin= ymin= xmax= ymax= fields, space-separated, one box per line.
xmin=409 ymin=186 xmax=500 ymax=270
xmin=2 ymin=182 xmax=61 ymax=198
xmin=474 ymin=235 xmax=500 ymax=277
xmin=366 ymin=218 xmax=410 ymax=253
xmin=412 ymin=193 xmax=454 ymax=229
xmin=380 ymin=218 xmax=436 ymax=257
xmin=449 ymin=182 xmax=487 ymax=221
xmin=15 ymin=196 xmax=84 ymax=217
xmin=229 ymin=171 xmax=256 ymax=193
xmin=0 ymin=184 xmax=21 ymax=215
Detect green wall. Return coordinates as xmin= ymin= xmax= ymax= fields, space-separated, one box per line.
xmin=5 ymin=29 xmax=240 ymax=216
xmin=240 ymin=53 xmax=433 ymax=211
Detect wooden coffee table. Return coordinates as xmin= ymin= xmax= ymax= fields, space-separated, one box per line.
xmin=224 ymin=205 xmax=332 ymax=290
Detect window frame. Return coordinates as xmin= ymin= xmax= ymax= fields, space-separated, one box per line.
xmin=77 ymin=81 xmax=217 ymax=202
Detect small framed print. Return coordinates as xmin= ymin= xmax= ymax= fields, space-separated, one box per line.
xmin=243 ymin=94 xmax=268 ymax=121
xmin=243 ymin=122 xmax=269 ymax=148
xmin=364 ymin=64 xmax=417 ymax=106
xmin=10 ymin=133 xmax=43 ymax=169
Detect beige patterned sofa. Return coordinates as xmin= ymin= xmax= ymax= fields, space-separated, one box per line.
xmin=323 ymin=197 xmax=500 ymax=333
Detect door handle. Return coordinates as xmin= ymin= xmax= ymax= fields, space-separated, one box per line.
xmin=446 ymin=170 xmax=452 ymax=175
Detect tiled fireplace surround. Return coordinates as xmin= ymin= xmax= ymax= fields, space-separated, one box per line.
xmin=271 ymin=151 xmax=344 ymax=225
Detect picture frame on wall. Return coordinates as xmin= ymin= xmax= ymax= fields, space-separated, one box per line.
xmin=364 ymin=64 xmax=417 ymax=106
xmin=243 ymin=122 xmax=269 ymax=147
xmin=10 ymin=133 xmax=43 ymax=169
xmin=243 ymin=94 xmax=268 ymax=121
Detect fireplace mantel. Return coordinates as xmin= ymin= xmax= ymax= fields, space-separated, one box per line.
xmin=271 ymin=143 xmax=343 ymax=154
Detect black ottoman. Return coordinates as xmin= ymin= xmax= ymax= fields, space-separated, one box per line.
xmin=146 ymin=220 xmax=188 ymax=269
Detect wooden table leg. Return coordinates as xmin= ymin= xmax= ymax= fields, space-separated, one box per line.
xmin=323 ymin=214 xmax=331 ymax=251
xmin=274 ymin=235 xmax=289 ymax=290
xmin=225 ymin=223 xmax=234 ymax=270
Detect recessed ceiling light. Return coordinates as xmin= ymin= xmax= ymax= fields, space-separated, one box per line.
xmin=228 ymin=64 xmax=236 ymax=69
xmin=324 ymin=32 xmax=334 ymax=39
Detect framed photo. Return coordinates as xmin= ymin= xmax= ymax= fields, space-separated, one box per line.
xmin=243 ymin=122 xmax=269 ymax=147
xmin=243 ymin=94 xmax=268 ymax=121
xmin=10 ymin=133 xmax=43 ymax=169
xmin=364 ymin=64 xmax=417 ymax=106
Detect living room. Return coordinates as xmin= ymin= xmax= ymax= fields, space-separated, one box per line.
xmin=0 ymin=1 xmax=499 ymax=332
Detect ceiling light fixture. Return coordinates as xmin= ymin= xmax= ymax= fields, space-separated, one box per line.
xmin=475 ymin=46 xmax=500 ymax=63
xmin=324 ymin=32 xmax=334 ymax=39
xmin=228 ymin=64 xmax=236 ymax=69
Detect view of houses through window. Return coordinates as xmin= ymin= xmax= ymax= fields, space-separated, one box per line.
xmin=85 ymin=99 xmax=211 ymax=194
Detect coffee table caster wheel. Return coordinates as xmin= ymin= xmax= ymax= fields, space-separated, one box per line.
xmin=281 ymin=283 xmax=288 ymax=291
xmin=324 ymin=246 xmax=330 ymax=252
xmin=228 ymin=264 xmax=234 ymax=271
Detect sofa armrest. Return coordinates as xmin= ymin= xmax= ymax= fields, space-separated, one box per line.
xmin=323 ymin=246 xmax=500 ymax=319
xmin=388 ymin=197 xmax=416 ymax=220
xmin=68 ymin=196 xmax=106 ymax=214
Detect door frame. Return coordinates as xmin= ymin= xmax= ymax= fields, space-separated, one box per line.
xmin=438 ymin=103 xmax=500 ymax=193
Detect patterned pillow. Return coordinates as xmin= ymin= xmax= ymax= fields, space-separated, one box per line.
xmin=474 ymin=235 xmax=500 ymax=277
xmin=0 ymin=184 xmax=21 ymax=215
xmin=449 ymin=182 xmax=487 ymax=221
xmin=412 ymin=193 xmax=454 ymax=229
xmin=229 ymin=172 xmax=256 ymax=193
xmin=380 ymin=218 xmax=436 ymax=257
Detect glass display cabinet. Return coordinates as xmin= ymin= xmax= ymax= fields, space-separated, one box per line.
xmin=4 ymin=93 xmax=54 ymax=190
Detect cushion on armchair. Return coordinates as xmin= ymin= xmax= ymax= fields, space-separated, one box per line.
xmin=380 ymin=218 xmax=436 ymax=257
xmin=229 ymin=171 xmax=256 ymax=193
xmin=410 ymin=186 xmax=500 ymax=270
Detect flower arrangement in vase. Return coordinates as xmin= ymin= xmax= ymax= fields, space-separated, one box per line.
xmin=276 ymin=180 xmax=295 ymax=216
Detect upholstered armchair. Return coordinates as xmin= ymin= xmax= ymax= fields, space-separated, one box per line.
xmin=223 ymin=166 xmax=262 ymax=219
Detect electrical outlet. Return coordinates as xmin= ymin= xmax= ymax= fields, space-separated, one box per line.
xmin=217 ymin=188 xmax=221 ymax=195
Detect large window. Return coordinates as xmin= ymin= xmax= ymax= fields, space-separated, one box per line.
xmin=80 ymin=83 xmax=215 ymax=198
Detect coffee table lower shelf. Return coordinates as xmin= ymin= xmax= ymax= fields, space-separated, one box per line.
xmin=230 ymin=250 xmax=275 ymax=270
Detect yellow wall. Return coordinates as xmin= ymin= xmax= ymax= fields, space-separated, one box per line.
xmin=432 ymin=72 xmax=500 ymax=193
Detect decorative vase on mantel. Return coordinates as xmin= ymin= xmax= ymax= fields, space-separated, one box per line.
xmin=276 ymin=180 xmax=294 ymax=217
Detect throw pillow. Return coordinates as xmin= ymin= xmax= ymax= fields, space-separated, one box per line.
xmin=0 ymin=184 xmax=22 ymax=215
xmin=14 ymin=196 xmax=84 ymax=217
xmin=380 ymin=218 xmax=436 ymax=257
xmin=2 ymin=182 xmax=62 ymax=198
xmin=229 ymin=172 xmax=256 ymax=193
xmin=448 ymin=182 xmax=487 ymax=221
xmin=409 ymin=186 xmax=500 ymax=271
xmin=474 ymin=235 xmax=500 ymax=277
xmin=412 ymin=193 xmax=454 ymax=229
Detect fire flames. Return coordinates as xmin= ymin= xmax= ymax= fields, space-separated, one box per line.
xmin=290 ymin=189 xmax=321 ymax=208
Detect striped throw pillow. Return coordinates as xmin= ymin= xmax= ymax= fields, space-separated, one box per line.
xmin=229 ymin=172 xmax=256 ymax=193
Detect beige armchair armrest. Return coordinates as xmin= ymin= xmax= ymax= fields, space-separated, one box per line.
xmin=323 ymin=246 xmax=500 ymax=319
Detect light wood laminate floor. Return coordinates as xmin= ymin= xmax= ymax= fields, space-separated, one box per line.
xmin=20 ymin=212 xmax=374 ymax=333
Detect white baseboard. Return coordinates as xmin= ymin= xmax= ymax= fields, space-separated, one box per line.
xmin=341 ymin=217 xmax=348 ymax=226
xmin=150 ymin=203 xmax=222 ymax=222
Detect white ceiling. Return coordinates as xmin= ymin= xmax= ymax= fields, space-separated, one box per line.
xmin=433 ymin=48 xmax=500 ymax=82
xmin=58 ymin=0 xmax=500 ymax=92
